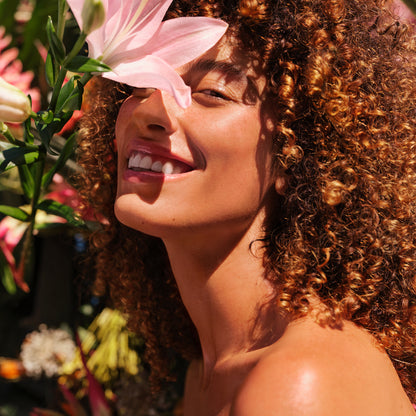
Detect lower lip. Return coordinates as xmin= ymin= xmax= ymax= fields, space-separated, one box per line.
xmin=123 ymin=168 xmax=192 ymax=183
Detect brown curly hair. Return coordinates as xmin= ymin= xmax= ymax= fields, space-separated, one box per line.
xmin=77 ymin=0 xmax=416 ymax=399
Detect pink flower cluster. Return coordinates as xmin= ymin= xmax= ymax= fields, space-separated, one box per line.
xmin=0 ymin=26 xmax=40 ymax=113
xmin=0 ymin=174 xmax=98 ymax=292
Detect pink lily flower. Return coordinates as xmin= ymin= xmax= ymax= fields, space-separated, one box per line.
xmin=66 ymin=0 xmax=228 ymax=107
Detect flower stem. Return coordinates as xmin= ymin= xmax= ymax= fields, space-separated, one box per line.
xmin=49 ymin=31 xmax=88 ymax=112
xmin=57 ymin=0 xmax=69 ymax=41
xmin=80 ymin=72 xmax=93 ymax=87
xmin=0 ymin=122 xmax=18 ymax=145
xmin=64 ymin=32 xmax=88 ymax=66
xmin=49 ymin=68 xmax=68 ymax=112
xmin=17 ymin=157 xmax=45 ymax=286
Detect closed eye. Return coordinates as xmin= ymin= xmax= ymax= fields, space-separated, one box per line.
xmin=200 ymin=89 xmax=229 ymax=99
xmin=192 ymin=89 xmax=232 ymax=106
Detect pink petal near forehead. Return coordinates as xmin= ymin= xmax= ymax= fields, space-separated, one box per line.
xmin=66 ymin=0 xmax=228 ymax=107
xmin=104 ymin=54 xmax=192 ymax=108
xmin=99 ymin=0 xmax=173 ymax=61
xmin=147 ymin=17 xmax=230 ymax=68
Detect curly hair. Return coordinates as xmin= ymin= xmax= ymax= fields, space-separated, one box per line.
xmin=77 ymin=0 xmax=416 ymax=399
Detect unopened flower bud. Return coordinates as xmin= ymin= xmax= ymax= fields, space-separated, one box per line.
xmin=0 ymin=77 xmax=32 ymax=123
xmin=81 ymin=0 xmax=106 ymax=35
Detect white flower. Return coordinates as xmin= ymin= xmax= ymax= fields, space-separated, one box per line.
xmin=0 ymin=76 xmax=31 ymax=123
xmin=20 ymin=325 xmax=76 ymax=378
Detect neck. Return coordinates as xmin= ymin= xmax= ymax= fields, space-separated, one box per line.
xmin=162 ymin=213 xmax=285 ymax=382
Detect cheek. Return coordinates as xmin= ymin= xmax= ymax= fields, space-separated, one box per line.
xmin=115 ymin=97 xmax=137 ymax=144
xmin=198 ymin=108 xmax=271 ymax=173
xmin=114 ymin=105 xmax=128 ymax=142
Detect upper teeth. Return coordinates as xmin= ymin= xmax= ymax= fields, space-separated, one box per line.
xmin=128 ymin=152 xmax=183 ymax=174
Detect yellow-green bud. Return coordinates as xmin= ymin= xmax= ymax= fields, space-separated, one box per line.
xmin=0 ymin=77 xmax=32 ymax=123
xmin=81 ymin=0 xmax=106 ymax=35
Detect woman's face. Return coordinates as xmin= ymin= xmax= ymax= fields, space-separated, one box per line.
xmin=114 ymin=36 xmax=277 ymax=239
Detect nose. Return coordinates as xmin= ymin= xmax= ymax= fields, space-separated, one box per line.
xmin=130 ymin=89 xmax=180 ymax=137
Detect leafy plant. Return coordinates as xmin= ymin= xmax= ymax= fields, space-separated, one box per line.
xmin=0 ymin=0 xmax=110 ymax=293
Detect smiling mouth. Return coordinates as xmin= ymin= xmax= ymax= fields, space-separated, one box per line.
xmin=127 ymin=151 xmax=194 ymax=174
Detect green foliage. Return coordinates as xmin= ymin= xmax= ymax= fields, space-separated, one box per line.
xmin=42 ymin=132 xmax=77 ymax=189
xmin=64 ymin=56 xmax=111 ymax=73
xmin=37 ymin=199 xmax=85 ymax=227
xmin=47 ymin=16 xmax=66 ymax=65
xmin=0 ymin=0 xmax=19 ymax=34
xmin=0 ymin=206 xmax=29 ymax=221
xmin=0 ymin=1 xmax=109 ymax=293
xmin=0 ymin=249 xmax=16 ymax=295
xmin=0 ymin=142 xmax=41 ymax=173
xmin=0 ymin=0 xmax=59 ymax=73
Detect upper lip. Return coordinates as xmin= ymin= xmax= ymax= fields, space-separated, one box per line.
xmin=125 ymin=139 xmax=196 ymax=170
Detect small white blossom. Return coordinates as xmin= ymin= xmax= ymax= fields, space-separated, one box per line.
xmin=20 ymin=324 xmax=76 ymax=378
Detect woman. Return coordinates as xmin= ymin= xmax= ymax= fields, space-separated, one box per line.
xmin=77 ymin=0 xmax=416 ymax=414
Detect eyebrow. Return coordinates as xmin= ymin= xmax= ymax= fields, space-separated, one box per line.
xmin=185 ymin=58 xmax=248 ymax=82
xmin=184 ymin=58 xmax=263 ymax=102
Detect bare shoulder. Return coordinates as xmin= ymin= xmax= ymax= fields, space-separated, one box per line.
xmin=231 ymin=318 xmax=414 ymax=416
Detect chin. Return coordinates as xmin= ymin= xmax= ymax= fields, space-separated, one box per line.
xmin=114 ymin=193 xmax=179 ymax=238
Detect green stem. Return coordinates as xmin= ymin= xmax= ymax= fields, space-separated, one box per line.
xmin=17 ymin=158 xmax=45 ymax=282
xmin=49 ymin=31 xmax=88 ymax=112
xmin=49 ymin=68 xmax=68 ymax=112
xmin=80 ymin=72 xmax=93 ymax=87
xmin=64 ymin=32 xmax=88 ymax=66
xmin=57 ymin=0 xmax=69 ymax=41
xmin=0 ymin=122 xmax=18 ymax=145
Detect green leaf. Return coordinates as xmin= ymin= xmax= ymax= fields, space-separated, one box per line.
xmin=58 ymin=82 xmax=84 ymax=114
xmin=65 ymin=56 xmax=111 ymax=73
xmin=18 ymin=165 xmax=35 ymax=200
xmin=36 ymin=113 xmax=72 ymax=151
xmin=18 ymin=0 xmax=59 ymax=71
xmin=0 ymin=254 xmax=17 ymax=295
xmin=23 ymin=117 xmax=35 ymax=145
xmin=42 ymin=132 xmax=77 ymax=189
xmin=0 ymin=144 xmax=40 ymax=172
xmin=46 ymin=16 xmax=66 ymax=64
xmin=45 ymin=51 xmax=58 ymax=87
xmin=55 ymin=76 xmax=84 ymax=114
xmin=37 ymin=199 xmax=85 ymax=227
xmin=0 ymin=0 xmax=19 ymax=31
xmin=0 ymin=206 xmax=30 ymax=221
xmin=56 ymin=75 xmax=77 ymax=112
xmin=40 ymin=110 xmax=54 ymax=124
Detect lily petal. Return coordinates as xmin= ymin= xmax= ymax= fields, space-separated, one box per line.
xmin=104 ymin=55 xmax=191 ymax=108
xmin=88 ymin=0 xmax=173 ymax=63
xmin=104 ymin=16 xmax=228 ymax=70
xmin=67 ymin=0 xmax=228 ymax=107
xmin=149 ymin=17 xmax=228 ymax=68
xmin=66 ymin=0 xmax=85 ymax=29
xmin=106 ymin=0 xmax=173 ymax=45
